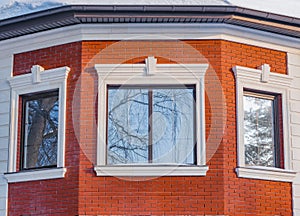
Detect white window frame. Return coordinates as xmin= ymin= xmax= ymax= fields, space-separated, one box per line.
xmin=233 ymin=64 xmax=296 ymax=182
xmin=94 ymin=57 xmax=209 ymax=176
xmin=4 ymin=65 xmax=70 ymax=183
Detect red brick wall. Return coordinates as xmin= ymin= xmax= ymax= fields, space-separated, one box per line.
xmin=219 ymin=41 xmax=291 ymax=215
xmin=8 ymin=40 xmax=291 ymax=215
xmin=9 ymin=42 xmax=82 ymax=215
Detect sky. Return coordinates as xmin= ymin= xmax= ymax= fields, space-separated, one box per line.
xmin=0 ymin=0 xmax=299 ymax=19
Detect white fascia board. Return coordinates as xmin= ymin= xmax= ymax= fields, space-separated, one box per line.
xmin=1 ymin=23 xmax=300 ymax=57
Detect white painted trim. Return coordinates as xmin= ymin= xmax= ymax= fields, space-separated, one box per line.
xmin=95 ymin=59 xmax=208 ymax=176
xmin=233 ymin=65 xmax=294 ymax=181
xmin=1 ymin=24 xmax=300 ymax=59
xmin=7 ymin=66 xmax=70 ymax=176
xmin=236 ymin=167 xmax=296 ymax=182
xmin=94 ymin=165 xmax=208 ymax=177
xmin=4 ymin=168 xmax=67 ymax=183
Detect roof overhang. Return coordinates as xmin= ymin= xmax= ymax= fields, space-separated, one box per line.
xmin=1 ymin=5 xmax=300 ymax=41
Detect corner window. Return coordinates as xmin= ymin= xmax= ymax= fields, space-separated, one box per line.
xmin=107 ymin=85 xmax=196 ymax=165
xmin=21 ymin=90 xmax=59 ymax=170
xmin=243 ymin=91 xmax=282 ymax=168
xmin=94 ymin=57 xmax=209 ymax=176
xmin=233 ymin=64 xmax=296 ymax=182
xmin=5 ymin=65 xmax=69 ymax=183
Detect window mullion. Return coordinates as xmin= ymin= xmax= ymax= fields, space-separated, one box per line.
xmin=148 ymin=89 xmax=153 ymax=163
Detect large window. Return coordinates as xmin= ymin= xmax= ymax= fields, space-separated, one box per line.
xmin=21 ymin=90 xmax=59 ymax=170
xmin=107 ymin=85 xmax=196 ymax=165
xmin=95 ymin=57 xmax=209 ymax=176
xmin=243 ymin=91 xmax=282 ymax=168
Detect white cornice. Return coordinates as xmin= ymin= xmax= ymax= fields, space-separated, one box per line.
xmin=1 ymin=23 xmax=300 ymax=58
xmin=95 ymin=63 xmax=209 ymax=79
xmin=8 ymin=66 xmax=70 ymax=89
xmin=232 ymin=65 xmax=293 ymax=87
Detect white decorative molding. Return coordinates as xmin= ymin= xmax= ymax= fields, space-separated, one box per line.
xmin=4 ymin=168 xmax=67 ymax=183
xmin=259 ymin=64 xmax=271 ymax=83
xmin=7 ymin=66 xmax=70 ymax=178
xmin=94 ymin=165 xmax=209 ymax=177
xmin=236 ymin=167 xmax=296 ymax=182
xmin=94 ymin=57 xmax=208 ymax=176
xmin=145 ymin=56 xmax=157 ymax=76
xmin=31 ymin=65 xmax=44 ymax=84
xmin=233 ymin=64 xmax=294 ymax=182
xmin=233 ymin=65 xmax=293 ymax=87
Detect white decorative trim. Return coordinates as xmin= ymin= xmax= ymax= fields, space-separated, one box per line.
xmin=145 ymin=56 xmax=157 ymax=75
xmin=4 ymin=168 xmax=67 ymax=183
xmin=95 ymin=57 xmax=208 ymax=176
xmin=94 ymin=165 xmax=209 ymax=177
xmin=1 ymin=24 xmax=300 ymax=63
xmin=236 ymin=167 xmax=296 ymax=182
xmin=259 ymin=64 xmax=270 ymax=83
xmin=233 ymin=64 xmax=294 ymax=181
xmin=7 ymin=66 xmax=70 ymax=178
xmin=31 ymin=65 xmax=44 ymax=84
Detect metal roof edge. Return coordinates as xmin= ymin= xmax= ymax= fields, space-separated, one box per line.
xmin=0 ymin=5 xmax=300 ymax=41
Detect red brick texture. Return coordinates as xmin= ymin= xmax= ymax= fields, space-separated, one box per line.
xmin=8 ymin=40 xmax=291 ymax=215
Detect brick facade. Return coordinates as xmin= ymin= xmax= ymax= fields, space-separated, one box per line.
xmin=8 ymin=40 xmax=292 ymax=215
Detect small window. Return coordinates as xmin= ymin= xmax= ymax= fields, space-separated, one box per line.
xmin=107 ymin=85 xmax=196 ymax=165
xmin=21 ymin=90 xmax=59 ymax=170
xmin=243 ymin=91 xmax=282 ymax=168
xmin=233 ymin=65 xmax=295 ymax=182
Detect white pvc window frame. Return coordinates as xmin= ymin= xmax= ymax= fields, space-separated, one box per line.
xmin=4 ymin=65 xmax=70 ymax=183
xmin=94 ymin=57 xmax=209 ymax=176
xmin=233 ymin=65 xmax=296 ymax=182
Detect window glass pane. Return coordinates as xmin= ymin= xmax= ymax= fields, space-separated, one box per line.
xmin=107 ymin=86 xmax=195 ymax=165
xmin=107 ymin=88 xmax=149 ymax=164
xmin=152 ymin=88 xmax=195 ymax=164
xmin=23 ymin=92 xmax=59 ymax=169
xmin=243 ymin=94 xmax=275 ymax=167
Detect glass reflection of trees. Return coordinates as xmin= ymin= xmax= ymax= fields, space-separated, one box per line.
xmin=243 ymin=94 xmax=276 ymax=167
xmin=22 ymin=92 xmax=58 ymax=169
xmin=107 ymin=86 xmax=195 ymax=165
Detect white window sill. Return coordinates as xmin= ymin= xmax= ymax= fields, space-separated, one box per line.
xmin=235 ymin=166 xmax=296 ymax=182
xmin=94 ymin=165 xmax=209 ymax=177
xmin=4 ymin=167 xmax=67 ymax=183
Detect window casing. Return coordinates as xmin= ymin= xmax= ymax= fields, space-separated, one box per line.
xmin=5 ymin=65 xmax=70 ymax=183
xmin=95 ymin=57 xmax=209 ymax=176
xmin=233 ymin=64 xmax=296 ymax=182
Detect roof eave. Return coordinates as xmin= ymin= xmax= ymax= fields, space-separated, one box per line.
xmin=0 ymin=5 xmax=300 ymax=41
